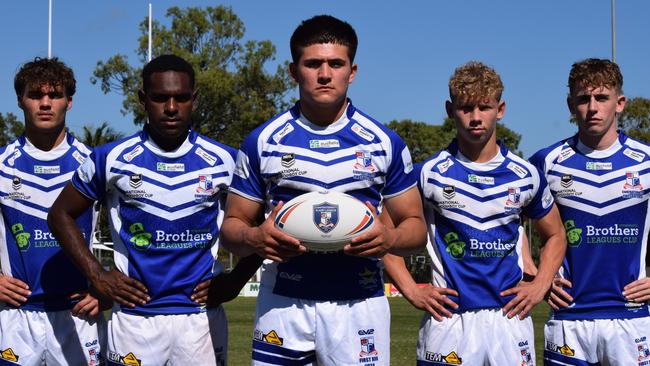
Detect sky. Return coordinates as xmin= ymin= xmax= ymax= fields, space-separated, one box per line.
xmin=1 ymin=1 xmax=648 ymax=158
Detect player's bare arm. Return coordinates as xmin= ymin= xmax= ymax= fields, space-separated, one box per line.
xmin=346 ymin=186 xmax=426 ymax=257
xmin=501 ymin=204 xmax=566 ymax=318
xmin=221 ymin=193 xmax=305 ymax=262
xmin=48 ymin=183 xmax=150 ymax=307
xmin=384 ymin=253 xmax=458 ymax=321
xmin=0 ymin=274 xmax=31 ymax=307
xmin=201 ymin=254 xmax=264 ymax=307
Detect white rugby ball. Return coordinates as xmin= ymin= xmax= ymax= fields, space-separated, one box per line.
xmin=274 ymin=191 xmax=375 ymax=252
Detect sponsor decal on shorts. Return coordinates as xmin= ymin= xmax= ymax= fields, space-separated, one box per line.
xmin=84 ymin=339 xmax=101 ymax=366
xmin=423 ymin=351 xmax=462 ymax=364
xmin=518 ymin=341 xmax=533 ymax=366
xmin=0 ymin=348 xmax=19 ymax=362
xmin=545 ymin=341 xmax=575 ymax=356
xmin=636 ymin=336 xmax=650 ymax=364
xmin=254 ymin=329 xmax=284 ymax=346
xmin=358 ymin=328 xmax=379 ymax=364
xmin=108 ymin=351 xmax=141 ymax=366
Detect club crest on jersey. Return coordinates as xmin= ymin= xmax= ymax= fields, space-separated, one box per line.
xmin=353 ymin=151 xmax=377 ymax=181
xmin=423 ymin=351 xmax=462 ymax=364
xmin=0 ymin=348 xmax=19 ymax=363
xmin=11 ymin=223 xmax=30 ymax=251
xmin=129 ymin=174 xmax=143 ymax=189
xmin=12 ymin=176 xmax=21 ymax=190
xmin=443 ymin=185 xmax=455 ymax=199
xmin=195 ymin=175 xmax=219 ymax=202
xmin=107 ymin=351 xmax=141 ymax=366
xmin=504 ymin=187 xmax=522 ymax=214
xmin=313 ymin=203 xmax=339 ymax=233
xmin=623 ymin=171 xmax=644 ymax=198
xmin=443 ymin=232 xmax=466 ymax=259
xmin=129 ymin=222 xmax=152 ymax=251
xmin=281 ymin=153 xmax=295 ymax=167
xmin=636 ymin=337 xmax=650 ymax=361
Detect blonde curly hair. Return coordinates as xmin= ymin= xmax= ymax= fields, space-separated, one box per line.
xmin=448 ymin=61 xmax=503 ymax=102
xmin=568 ymin=58 xmax=623 ymax=96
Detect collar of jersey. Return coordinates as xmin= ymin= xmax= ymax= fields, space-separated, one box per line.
xmin=448 ymin=138 xmax=508 ymax=172
xmin=291 ymin=100 xmax=352 ymax=135
xmin=20 ymin=132 xmax=72 ymax=161
xmin=142 ymin=129 xmax=194 ymax=158
xmin=572 ymin=131 xmax=623 ymax=159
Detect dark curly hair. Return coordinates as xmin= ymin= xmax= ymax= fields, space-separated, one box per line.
xmin=14 ymin=57 xmax=76 ymax=98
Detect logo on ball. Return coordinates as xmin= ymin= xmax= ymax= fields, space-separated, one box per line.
xmin=313 ymin=202 xmax=339 ymax=233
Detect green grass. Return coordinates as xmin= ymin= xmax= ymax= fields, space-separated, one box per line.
xmin=223 ymin=297 xmax=550 ymax=365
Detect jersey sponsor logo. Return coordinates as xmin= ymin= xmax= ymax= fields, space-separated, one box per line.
xmin=195 ymin=147 xmax=217 ymax=166
xmin=272 ymin=123 xmax=294 ymax=143
xmin=313 ymin=203 xmax=339 ymax=233
xmin=358 ymin=267 xmax=379 ymax=289
xmin=507 ymin=162 xmax=528 ymax=178
xmin=443 ymin=232 xmax=466 ymax=260
xmin=128 ymin=222 xmax=153 ymax=251
xmin=468 ymin=237 xmax=517 ymax=258
xmin=254 ymin=329 xmax=284 ymax=346
xmin=34 ymin=165 xmax=60 ymax=174
xmin=545 ymin=341 xmax=575 ymax=356
xmin=11 ymin=176 xmax=21 ymax=190
xmin=519 ymin=341 xmax=533 ymax=365
xmin=623 ymin=171 xmax=644 ymax=198
xmin=437 ymin=158 xmax=454 ymax=174
xmin=468 ymin=174 xmax=494 ymax=185
xmin=281 ymin=153 xmax=295 ymax=167
xmin=108 ymin=351 xmax=141 ymax=366
xmin=586 ymin=161 xmax=612 ymax=170
xmin=564 ymin=220 xmax=583 ymax=247
xmin=11 ymin=223 xmax=31 ymax=251
xmin=309 ymin=139 xmax=340 ymax=148
xmin=557 ymin=148 xmax=575 ymax=163
xmin=7 ymin=150 xmax=21 ymax=166
xmin=122 ymin=145 xmax=144 ymax=162
xmin=424 ymin=351 xmax=462 ymax=364
xmin=0 ymin=348 xmax=18 ymax=362
xmin=624 ymin=148 xmax=646 ymax=163
xmin=72 ymin=150 xmax=86 ymax=165
xmin=156 ymin=162 xmax=185 ymax=172
xmin=353 ymin=151 xmax=377 ymax=181
xmin=351 ymin=123 xmax=375 ymax=142
xmin=155 ymin=229 xmax=213 ymax=249
xmin=278 ymin=272 xmax=302 ymax=282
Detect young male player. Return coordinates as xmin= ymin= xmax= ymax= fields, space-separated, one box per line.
xmin=385 ymin=61 xmax=566 ymax=365
xmin=530 ymin=58 xmax=650 ymax=365
xmin=0 ymin=58 xmax=100 ymax=365
xmin=48 ymin=54 xmax=260 ymax=365
xmin=220 ymin=15 xmax=426 ymax=365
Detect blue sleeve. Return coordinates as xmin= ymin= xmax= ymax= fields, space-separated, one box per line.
xmin=522 ymin=166 xmax=554 ymax=220
xmin=71 ymin=148 xmax=107 ymax=202
xmin=383 ymin=135 xmax=416 ymax=197
xmin=230 ymin=132 xmax=266 ymax=201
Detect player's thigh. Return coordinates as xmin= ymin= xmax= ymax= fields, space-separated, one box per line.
xmin=485 ymin=311 xmax=535 ymax=366
xmin=171 ymin=307 xmax=227 ymax=366
xmin=315 ymin=296 xmax=390 ymax=366
xmin=0 ymin=308 xmax=45 ymax=366
xmin=416 ymin=311 xmax=478 ymax=365
xmin=599 ymin=317 xmax=650 ymax=366
xmin=543 ymin=319 xmax=597 ymax=365
xmin=252 ymin=290 xmax=316 ymax=365
xmin=105 ymin=311 xmax=171 ymax=366
xmin=44 ymin=310 xmax=102 ymax=366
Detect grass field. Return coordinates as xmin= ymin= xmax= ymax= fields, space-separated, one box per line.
xmin=223 ymin=296 xmax=550 ymax=365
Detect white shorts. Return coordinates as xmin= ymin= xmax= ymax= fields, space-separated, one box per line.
xmin=416 ymin=308 xmax=535 ymax=366
xmin=544 ymin=317 xmax=650 ymax=365
xmin=105 ymin=307 xmax=227 ymax=366
xmin=251 ymin=288 xmax=390 ymax=366
xmin=0 ymin=307 xmax=102 ymax=366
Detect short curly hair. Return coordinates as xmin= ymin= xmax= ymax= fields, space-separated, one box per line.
xmin=568 ymin=58 xmax=623 ymax=96
xmin=448 ymin=61 xmax=503 ymax=102
xmin=14 ymin=57 xmax=76 ymax=98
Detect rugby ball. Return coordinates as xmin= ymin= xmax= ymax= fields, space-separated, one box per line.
xmin=274 ymin=191 xmax=375 ymax=252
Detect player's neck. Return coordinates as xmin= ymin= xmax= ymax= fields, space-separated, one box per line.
xmin=457 ymin=136 xmax=499 ymax=163
xmin=578 ymin=128 xmax=619 ymax=151
xmin=24 ymin=125 xmax=66 ymax=152
xmin=299 ymin=99 xmax=348 ymax=127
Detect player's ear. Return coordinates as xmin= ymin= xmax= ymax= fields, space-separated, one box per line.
xmin=289 ymin=63 xmax=298 ymax=82
xmin=348 ymin=64 xmax=358 ymax=84
xmin=566 ymin=96 xmax=576 ymax=115
xmin=445 ymin=100 xmax=454 ymax=119
xmin=138 ymin=89 xmax=146 ymax=108
xmin=496 ymin=100 xmax=505 ymax=120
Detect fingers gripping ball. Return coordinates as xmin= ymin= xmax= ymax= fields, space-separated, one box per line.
xmin=274 ymin=191 xmax=375 ymax=252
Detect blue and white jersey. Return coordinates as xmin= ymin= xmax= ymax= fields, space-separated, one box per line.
xmin=231 ymin=101 xmax=416 ymax=300
xmin=0 ymin=134 xmax=94 ymax=311
xmin=530 ymin=132 xmax=650 ymax=320
xmin=71 ymin=129 xmax=236 ymax=316
xmin=421 ymin=140 xmax=553 ymax=312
